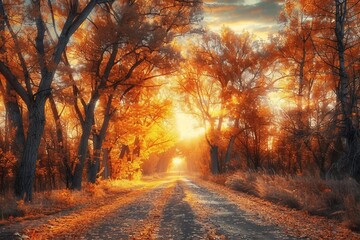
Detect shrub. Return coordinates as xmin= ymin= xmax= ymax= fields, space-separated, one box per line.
xmin=262 ymin=187 xmax=302 ymax=210
xmin=209 ymin=174 xmax=228 ymax=186
xmin=225 ymin=172 xmax=259 ymax=197
xmin=345 ymin=199 xmax=360 ymax=232
xmin=211 ymin=170 xmax=360 ymax=231
xmin=0 ymin=197 xmax=24 ymax=221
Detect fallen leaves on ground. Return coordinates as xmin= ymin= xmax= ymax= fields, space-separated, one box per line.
xmin=197 ymin=178 xmax=360 ymax=240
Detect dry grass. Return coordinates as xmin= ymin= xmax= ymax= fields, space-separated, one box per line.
xmin=0 ymin=197 xmax=24 ymax=221
xmin=207 ymin=174 xmax=229 ymax=186
xmin=225 ymin=172 xmax=259 ymax=197
xmin=0 ymin=179 xmax=145 ymax=224
xmin=209 ymin=171 xmax=360 ymax=232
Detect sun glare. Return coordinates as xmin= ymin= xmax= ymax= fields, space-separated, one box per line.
xmin=175 ymin=111 xmax=205 ymax=140
xmin=172 ymin=157 xmax=183 ymax=166
xmin=168 ymin=156 xmax=186 ymax=173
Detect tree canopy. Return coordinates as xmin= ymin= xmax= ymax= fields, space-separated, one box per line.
xmin=1 ymin=0 xmax=360 ymax=201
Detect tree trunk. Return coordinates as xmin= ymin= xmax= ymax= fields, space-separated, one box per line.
xmin=296 ymin=40 xmax=305 ymax=174
xmin=71 ymin=97 xmax=97 ymax=190
xmin=72 ymin=129 xmax=91 ymax=190
xmin=334 ymin=0 xmax=359 ymax=180
xmin=3 ymin=83 xmax=25 ymax=190
xmin=88 ymin=135 xmax=101 ymax=183
xmin=87 ymin=95 xmax=113 ymax=183
xmin=224 ymin=135 xmax=236 ymax=167
xmin=210 ymin=145 xmax=219 ymax=174
xmin=102 ymin=148 xmax=110 ymax=179
xmin=14 ymin=97 xmax=47 ymax=201
xmin=48 ymin=95 xmax=73 ymax=188
xmin=5 ymin=83 xmax=25 ymax=158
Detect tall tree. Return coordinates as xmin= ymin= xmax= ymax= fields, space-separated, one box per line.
xmin=107 ymin=86 xmax=176 ymax=180
xmin=0 ymin=0 xmax=110 ymax=201
xmin=0 ymin=1 xmax=25 ymax=164
xmin=277 ymin=0 xmax=318 ymax=173
xmin=180 ymin=29 xmax=271 ymax=173
xmin=312 ymin=0 xmax=360 ymax=179
xmin=69 ymin=0 xmax=201 ymax=189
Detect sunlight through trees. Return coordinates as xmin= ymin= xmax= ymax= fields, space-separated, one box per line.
xmin=0 ymin=0 xmax=359 ymax=206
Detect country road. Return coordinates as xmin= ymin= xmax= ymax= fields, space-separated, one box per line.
xmin=1 ymin=176 xmax=358 ymax=239
xmin=156 ymin=178 xmax=295 ymax=239
xmin=0 ymin=176 xmax=298 ymax=240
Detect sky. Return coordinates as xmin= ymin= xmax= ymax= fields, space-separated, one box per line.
xmin=203 ymin=0 xmax=284 ymax=38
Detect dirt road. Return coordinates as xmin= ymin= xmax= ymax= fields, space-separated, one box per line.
xmin=0 ymin=176 xmax=304 ymax=239
xmin=158 ymin=178 xmax=299 ymax=239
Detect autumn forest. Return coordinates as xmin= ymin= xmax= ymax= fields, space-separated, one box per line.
xmin=1 ymin=0 xmax=360 ymax=238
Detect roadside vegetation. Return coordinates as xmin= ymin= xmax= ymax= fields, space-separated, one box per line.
xmin=0 ymin=180 xmax=144 ymax=225
xmin=1 ymin=1 xmax=360 ymax=238
xmin=207 ymin=172 xmax=360 ymax=231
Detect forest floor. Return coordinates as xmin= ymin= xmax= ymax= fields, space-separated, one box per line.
xmin=0 ymin=174 xmax=359 ymax=239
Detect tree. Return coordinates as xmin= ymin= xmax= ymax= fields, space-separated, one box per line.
xmin=311 ymin=0 xmax=360 ymax=179
xmin=178 ymin=65 xmax=222 ymax=173
xmin=179 ymin=28 xmax=271 ymax=173
xmin=48 ymin=94 xmax=73 ymax=188
xmin=0 ymin=2 xmax=25 ymax=175
xmin=68 ymin=0 xmax=201 ymax=188
xmin=276 ymin=0 xmax=319 ymax=173
xmin=108 ymin=86 xmax=176 ymax=180
xmin=0 ymin=0 xmax=111 ymax=201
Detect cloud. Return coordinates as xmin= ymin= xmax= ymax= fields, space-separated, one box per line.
xmin=204 ymin=4 xmax=238 ymax=13
xmin=203 ymin=0 xmax=284 ymax=36
xmin=205 ymin=0 xmax=246 ymax=4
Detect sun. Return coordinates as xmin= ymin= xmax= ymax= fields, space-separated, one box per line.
xmin=168 ymin=156 xmax=186 ymax=173
xmin=172 ymin=157 xmax=183 ymax=166
xmin=175 ymin=111 xmax=205 ymax=140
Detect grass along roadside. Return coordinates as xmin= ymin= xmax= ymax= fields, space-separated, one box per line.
xmin=205 ymin=171 xmax=360 ymax=232
xmin=0 ymin=179 xmax=147 ymax=225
